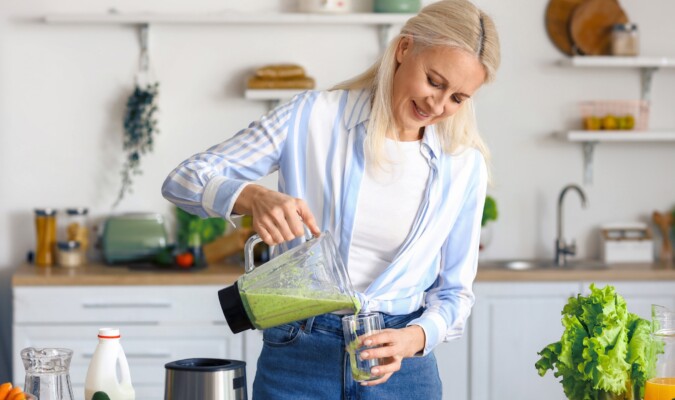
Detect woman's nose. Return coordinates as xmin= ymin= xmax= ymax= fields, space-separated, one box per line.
xmin=426 ymin=95 xmax=445 ymax=116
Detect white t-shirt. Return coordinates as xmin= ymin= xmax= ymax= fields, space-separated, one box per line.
xmin=347 ymin=138 xmax=430 ymax=293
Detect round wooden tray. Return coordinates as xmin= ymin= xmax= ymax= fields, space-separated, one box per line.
xmin=545 ymin=0 xmax=586 ymax=55
xmin=570 ymin=0 xmax=628 ymax=55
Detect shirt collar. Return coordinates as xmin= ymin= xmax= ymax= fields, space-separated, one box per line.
xmin=344 ymin=88 xmax=442 ymax=160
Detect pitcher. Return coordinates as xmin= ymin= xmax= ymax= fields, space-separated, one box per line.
xmin=21 ymin=347 xmax=75 ymax=400
xmin=645 ymin=305 xmax=675 ymax=400
xmin=218 ymin=231 xmax=360 ymax=333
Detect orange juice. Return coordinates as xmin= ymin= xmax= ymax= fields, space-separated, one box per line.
xmin=644 ymin=377 xmax=675 ymax=400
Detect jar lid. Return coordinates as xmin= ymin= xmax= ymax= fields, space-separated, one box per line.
xmin=57 ymin=241 xmax=81 ymax=250
xmin=612 ymin=23 xmax=638 ymax=31
xmin=66 ymin=208 xmax=89 ymax=216
xmin=34 ymin=208 xmax=57 ymax=216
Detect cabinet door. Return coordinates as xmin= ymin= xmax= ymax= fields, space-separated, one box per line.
xmin=581 ymin=281 xmax=675 ymax=320
xmin=435 ymin=327 xmax=469 ymax=400
xmin=470 ymin=282 xmax=580 ymax=400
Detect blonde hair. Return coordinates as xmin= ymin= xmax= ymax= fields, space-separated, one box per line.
xmin=333 ymin=0 xmax=501 ymax=168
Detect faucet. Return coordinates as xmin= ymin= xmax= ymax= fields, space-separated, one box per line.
xmin=555 ymin=184 xmax=588 ymax=266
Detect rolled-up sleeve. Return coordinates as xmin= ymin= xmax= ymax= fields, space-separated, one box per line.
xmin=409 ymin=154 xmax=487 ymax=355
xmin=161 ymin=93 xmax=306 ymax=224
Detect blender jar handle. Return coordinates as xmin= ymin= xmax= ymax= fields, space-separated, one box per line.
xmin=244 ymin=228 xmax=315 ymax=274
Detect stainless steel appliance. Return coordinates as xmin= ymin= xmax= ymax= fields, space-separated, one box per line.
xmin=164 ymin=358 xmax=247 ymax=400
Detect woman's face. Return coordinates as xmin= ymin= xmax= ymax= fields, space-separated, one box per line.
xmin=392 ymin=38 xmax=486 ymax=140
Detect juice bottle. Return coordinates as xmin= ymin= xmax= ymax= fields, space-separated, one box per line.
xmin=646 ymin=305 xmax=675 ymax=400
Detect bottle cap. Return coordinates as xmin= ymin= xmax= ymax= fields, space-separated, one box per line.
xmin=98 ymin=328 xmax=121 ymax=339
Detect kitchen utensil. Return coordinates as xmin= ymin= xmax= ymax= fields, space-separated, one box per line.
xmin=218 ymin=231 xmax=360 ymax=333
xmin=164 ymin=358 xmax=246 ymax=400
xmin=101 ymin=213 xmax=168 ymax=264
xmin=652 ymin=211 xmax=673 ymax=263
xmin=342 ymin=312 xmax=385 ymax=382
xmin=21 ymin=347 xmax=75 ymax=400
xmin=570 ymin=0 xmax=628 ymax=55
xmin=544 ymin=0 xmax=585 ymax=55
xmin=645 ymin=305 xmax=675 ymax=400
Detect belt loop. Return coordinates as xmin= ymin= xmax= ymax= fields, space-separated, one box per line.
xmin=303 ymin=317 xmax=316 ymax=333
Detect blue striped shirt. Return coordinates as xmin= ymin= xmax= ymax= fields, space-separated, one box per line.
xmin=162 ymin=89 xmax=487 ymax=354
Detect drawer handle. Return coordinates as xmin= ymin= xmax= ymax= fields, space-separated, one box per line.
xmin=83 ymin=352 xmax=171 ymax=359
xmin=82 ymin=302 xmax=172 ymax=309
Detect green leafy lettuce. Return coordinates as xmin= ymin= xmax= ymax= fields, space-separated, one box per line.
xmin=535 ymin=284 xmax=660 ymax=400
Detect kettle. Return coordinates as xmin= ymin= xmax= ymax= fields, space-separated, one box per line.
xmin=164 ymin=358 xmax=246 ymax=400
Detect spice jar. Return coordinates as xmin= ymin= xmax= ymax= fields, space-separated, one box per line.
xmin=611 ymin=23 xmax=639 ymax=56
xmin=64 ymin=208 xmax=89 ymax=255
xmin=56 ymin=241 xmax=84 ymax=268
xmin=34 ymin=208 xmax=57 ymax=266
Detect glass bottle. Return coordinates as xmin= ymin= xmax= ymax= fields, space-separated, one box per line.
xmin=611 ymin=23 xmax=639 ymax=56
xmin=645 ymin=305 xmax=675 ymax=400
xmin=34 ymin=209 xmax=57 ymax=266
xmin=21 ymin=347 xmax=75 ymax=400
xmin=64 ymin=207 xmax=89 ymax=255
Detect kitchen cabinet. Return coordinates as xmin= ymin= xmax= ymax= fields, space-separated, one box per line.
xmin=470 ymin=282 xmax=579 ymax=400
xmin=12 ymin=285 xmax=247 ymax=400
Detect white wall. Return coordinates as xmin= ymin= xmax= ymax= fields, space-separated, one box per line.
xmin=1 ymin=0 xmax=674 ymax=382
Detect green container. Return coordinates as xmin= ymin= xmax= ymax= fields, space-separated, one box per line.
xmin=374 ymin=0 xmax=421 ymax=13
xmin=102 ymin=213 xmax=168 ymax=264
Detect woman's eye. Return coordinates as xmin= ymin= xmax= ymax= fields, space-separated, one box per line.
xmin=427 ymin=76 xmax=442 ymax=89
xmin=451 ymin=94 xmax=463 ymax=104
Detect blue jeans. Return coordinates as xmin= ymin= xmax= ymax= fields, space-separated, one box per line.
xmin=252 ymin=309 xmax=442 ymax=400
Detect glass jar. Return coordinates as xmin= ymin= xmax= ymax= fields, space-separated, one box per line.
xmin=35 ymin=209 xmax=57 ymax=266
xmin=611 ymin=23 xmax=639 ymax=56
xmin=64 ymin=208 xmax=89 ymax=254
xmin=56 ymin=241 xmax=84 ymax=268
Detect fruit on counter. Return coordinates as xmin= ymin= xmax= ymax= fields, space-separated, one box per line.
xmin=175 ymin=252 xmax=194 ymax=268
xmin=92 ymin=391 xmax=111 ymax=400
xmin=0 ymin=384 xmax=26 ymax=400
xmin=584 ymin=114 xmax=636 ymax=130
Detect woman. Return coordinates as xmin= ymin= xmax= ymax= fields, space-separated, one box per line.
xmin=162 ymin=0 xmax=500 ymax=398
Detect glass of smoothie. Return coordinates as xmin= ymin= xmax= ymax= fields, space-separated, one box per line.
xmin=342 ymin=312 xmax=384 ymax=382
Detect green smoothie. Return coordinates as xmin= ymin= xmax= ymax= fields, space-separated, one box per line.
xmin=240 ymin=289 xmax=360 ymax=329
xmin=347 ymin=338 xmax=375 ymax=381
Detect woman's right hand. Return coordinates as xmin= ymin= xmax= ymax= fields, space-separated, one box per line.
xmin=234 ymin=184 xmax=321 ymax=245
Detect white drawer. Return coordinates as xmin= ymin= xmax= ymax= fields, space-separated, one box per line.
xmin=14 ymin=285 xmax=226 ymax=323
xmin=72 ymin=383 xmax=164 ymax=400
xmin=13 ymin=325 xmax=243 ymax=387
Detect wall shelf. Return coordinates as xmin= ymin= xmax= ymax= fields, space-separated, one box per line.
xmin=43 ymin=12 xmax=414 ymax=26
xmin=559 ymin=56 xmax=675 ymax=184
xmin=244 ymin=89 xmax=309 ymax=110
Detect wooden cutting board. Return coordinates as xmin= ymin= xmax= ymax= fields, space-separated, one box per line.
xmin=570 ymin=0 xmax=628 ymax=55
xmin=545 ymin=0 xmax=586 ymax=55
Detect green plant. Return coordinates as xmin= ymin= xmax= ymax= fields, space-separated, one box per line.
xmin=482 ymin=195 xmax=498 ymax=227
xmin=113 ymin=82 xmax=160 ymax=207
xmin=535 ymin=284 xmax=660 ymax=400
xmin=175 ymin=207 xmax=226 ymax=249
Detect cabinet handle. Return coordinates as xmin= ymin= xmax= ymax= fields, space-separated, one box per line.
xmin=82 ymin=352 xmax=171 ymax=359
xmin=82 ymin=302 xmax=172 ymax=309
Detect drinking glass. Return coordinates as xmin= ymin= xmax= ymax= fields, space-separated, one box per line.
xmin=342 ymin=312 xmax=384 ymax=382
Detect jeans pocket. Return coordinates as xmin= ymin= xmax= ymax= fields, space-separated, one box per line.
xmin=262 ymin=321 xmax=304 ymax=347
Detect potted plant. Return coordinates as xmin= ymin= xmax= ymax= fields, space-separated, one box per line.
xmin=480 ymin=195 xmax=498 ymax=250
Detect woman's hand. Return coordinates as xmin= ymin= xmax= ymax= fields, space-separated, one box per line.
xmin=357 ymin=325 xmax=426 ymax=386
xmin=234 ymin=184 xmax=320 ymax=245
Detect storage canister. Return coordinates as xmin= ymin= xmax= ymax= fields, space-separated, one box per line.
xmin=34 ymin=208 xmax=57 ymax=266
xmin=611 ymin=23 xmax=639 ymax=56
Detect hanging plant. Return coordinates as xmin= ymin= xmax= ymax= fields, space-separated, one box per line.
xmin=113 ymin=82 xmax=160 ymax=207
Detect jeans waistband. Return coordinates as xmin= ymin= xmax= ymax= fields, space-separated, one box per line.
xmin=302 ymin=308 xmax=424 ymax=336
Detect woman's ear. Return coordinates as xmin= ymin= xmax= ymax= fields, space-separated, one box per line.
xmin=395 ymin=36 xmax=413 ymax=63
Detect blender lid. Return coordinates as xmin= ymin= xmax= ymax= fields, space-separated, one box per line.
xmin=218 ymin=282 xmax=254 ymax=333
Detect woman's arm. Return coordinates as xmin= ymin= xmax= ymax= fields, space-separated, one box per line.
xmin=161 ymin=92 xmax=320 ymax=244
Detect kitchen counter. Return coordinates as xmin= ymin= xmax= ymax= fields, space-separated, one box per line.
xmin=12 ymin=262 xmax=243 ymax=286
xmin=12 ymin=260 xmax=675 ymax=286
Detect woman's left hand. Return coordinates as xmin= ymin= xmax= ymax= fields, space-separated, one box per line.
xmin=357 ymin=325 xmax=426 ymax=386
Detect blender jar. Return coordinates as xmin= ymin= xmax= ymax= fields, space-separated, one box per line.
xmin=218 ymin=231 xmax=360 ymax=333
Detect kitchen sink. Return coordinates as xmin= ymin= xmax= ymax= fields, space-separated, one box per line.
xmin=480 ymin=258 xmax=608 ymax=271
